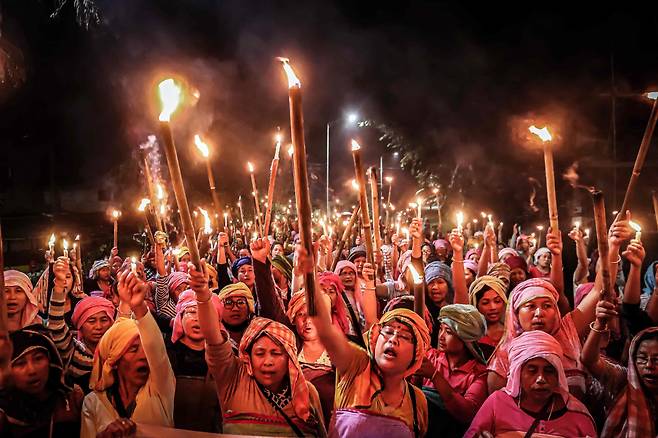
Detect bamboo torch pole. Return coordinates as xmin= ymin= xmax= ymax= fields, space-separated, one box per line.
xmin=279 ymin=58 xmax=317 ymax=315
xmin=591 ymin=190 xmax=613 ymax=303
xmin=652 ymin=191 xmax=658 ymax=231
xmin=369 ymin=167 xmax=383 ymax=259
xmin=264 ymin=134 xmax=282 ymax=236
xmin=157 ymin=78 xmax=201 ymax=269
xmin=331 ymin=205 xmax=360 ymax=271
xmin=351 ymin=140 xmax=375 ymax=267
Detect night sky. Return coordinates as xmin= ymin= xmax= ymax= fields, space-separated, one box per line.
xmin=2 ymin=1 xmax=658 ymax=233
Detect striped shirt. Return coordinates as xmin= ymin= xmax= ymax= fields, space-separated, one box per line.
xmin=155 ymin=274 xmax=177 ymax=319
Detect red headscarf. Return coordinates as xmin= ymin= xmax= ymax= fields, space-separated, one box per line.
xmin=317 ymin=271 xmax=351 ymax=334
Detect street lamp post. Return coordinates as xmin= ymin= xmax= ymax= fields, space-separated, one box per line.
xmin=326 ymin=112 xmax=359 ymax=218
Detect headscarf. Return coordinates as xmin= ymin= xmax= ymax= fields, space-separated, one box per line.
xmin=602 ymin=327 xmax=658 ymax=438
xmin=366 ymin=308 xmax=430 ymax=378
xmin=347 ymin=245 xmax=367 ymax=262
xmin=4 ymin=270 xmax=39 ymax=328
xmin=504 ymin=330 xmax=570 ymax=404
xmin=33 ymin=264 xmax=86 ymax=313
xmin=506 ymin=278 xmax=560 ymax=339
xmin=463 ymin=259 xmax=478 ymax=276
xmin=498 ymin=247 xmax=518 ymax=261
xmin=424 ymin=261 xmax=452 ymax=287
xmin=89 ymin=260 xmax=110 ymax=280
xmin=239 ymin=317 xmax=311 ymax=420
xmin=533 ymin=247 xmax=551 ymax=265
xmin=432 ymin=239 xmax=450 ymax=253
xmin=286 ymin=291 xmax=308 ymax=323
xmin=171 ymin=289 xmax=221 ymax=343
xmin=217 ymin=282 xmax=255 ymax=313
xmin=334 ymin=260 xmax=357 ymax=277
xmin=382 ymin=295 xmax=434 ymax=335
xmin=468 ymin=275 xmax=508 ymax=308
xmin=271 ymin=255 xmax=293 ymax=282
xmin=439 ymin=304 xmax=487 ymax=363
xmin=465 ymin=249 xmax=479 ymax=262
xmin=487 ymin=262 xmax=511 ymax=291
xmin=9 ymin=328 xmax=68 ymax=390
xmin=177 ymin=246 xmax=190 ymax=259
xmin=396 ymin=250 xmax=412 ymax=277
xmin=89 ymin=317 xmax=140 ymax=391
xmin=231 ymin=256 xmax=252 ymax=278
xmin=504 ymin=255 xmax=528 ymax=273
xmin=574 ymin=282 xmax=595 ymax=308
xmin=71 ymin=296 xmax=115 ymax=338
xmin=317 ymin=271 xmax=351 ymax=334
xmin=167 ymin=271 xmax=188 ymax=295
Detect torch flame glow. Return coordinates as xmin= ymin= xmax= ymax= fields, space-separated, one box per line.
xmin=199 ymin=208 xmax=213 ymax=234
xmin=63 ymin=239 xmax=68 ymax=251
xmin=277 ymin=57 xmax=301 ymax=88
xmin=351 ymin=139 xmax=361 ymax=151
xmin=408 ymin=263 xmax=424 ymax=285
xmin=247 ymin=162 xmax=255 ymax=173
xmin=456 ymin=211 xmax=464 ymax=229
xmin=629 ymin=221 xmax=642 ymax=233
xmin=75 ymin=234 xmax=80 ymax=241
xmin=158 ymin=78 xmax=182 ymax=122
xmin=287 ymin=145 xmax=294 ymax=157
xmin=156 ymin=184 xmax=165 ymax=200
xmin=48 ymin=233 xmax=56 ymax=247
xmin=351 ymin=179 xmax=360 ymax=191
xmin=647 ymin=92 xmax=658 ymax=100
xmin=385 ymin=176 xmax=393 ymax=183
xmin=138 ymin=198 xmax=151 ymax=212
xmin=112 ymin=210 xmax=120 ymax=219
xmin=529 ymin=125 xmax=552 ymax=142
xmin=194 ymin=134 xmax=210 ymax=158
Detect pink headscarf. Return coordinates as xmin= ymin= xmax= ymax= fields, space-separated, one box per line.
xmin=574 ymin=282 xmax=595 ymax=308
xmin=317 ymin=271 xmax=350 ymax=334
xmin=71 ymin=297 xmax=115 ymax=338
xmin=171 ymin=289 xmax=221 ymax=343
xmin=463 ymin=259 xmax=478 ymax=275
xmin=333 ymin=260 xmax=357 ymax=277
xmin=506 ymin=278 xmax=560 ymax=339
xmin=504 ymin=330 xmax=569 ymax=403
xmin=4 ymin=270 xmax=39 ymax=328
xmin=168 ymin=272 xmax=189 ymax=295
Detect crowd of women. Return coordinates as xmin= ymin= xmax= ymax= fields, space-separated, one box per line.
xmin=0 ymin=211 xmax=656 ymax=437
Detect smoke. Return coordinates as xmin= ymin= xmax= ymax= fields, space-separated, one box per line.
xmin=562 ymin=161 xmax=595 ymax=193
xmin=527 ymin=177 xmax=541 ymax=212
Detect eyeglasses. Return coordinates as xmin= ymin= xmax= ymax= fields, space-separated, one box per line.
xmin=380 ymin=326 xmax=414 ymax=344
xmin=223 ymin=298 xmax=248 ymax=309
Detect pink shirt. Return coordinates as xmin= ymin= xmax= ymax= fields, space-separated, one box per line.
xmin=424 ymin=349 xmax=488 ymax=422
xmin=465 ymin=391 xmax=596 ymax=438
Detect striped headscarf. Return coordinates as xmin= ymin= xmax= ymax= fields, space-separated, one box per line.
xmin=239 ymin=317 xmax=311 ymax=421
xmin=171 ymin=289 xmax=221 ymax=343
xmin=602 ymin=327 xmax=658 ymax=438
xmin=89 ymin=260 xmax=111 ymax=280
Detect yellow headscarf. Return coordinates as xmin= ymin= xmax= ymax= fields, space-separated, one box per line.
xmin=89 ymin=318 xmax=140 ymax=391
xmin=217 ymin=282 xmax=255 ymax=313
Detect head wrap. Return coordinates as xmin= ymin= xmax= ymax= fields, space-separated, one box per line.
xmin=516 ymin=234 xmax=530 ymax=249
xmin=317 ymin=272 xmax=351 ymax=334
xmin=533 ymin=247 xmax=551 ymax=265
xmin=90 ymin=318 xmax=140 ymax=391
xmin=367 ymin=308 xmax=430 ymax=377
xmin=4 ymin=270 xmax=39 ymax=328
xmin=205 ymin=263 xmax=218 ymax=289
xmin=240 ymin=317 xmax=311 ymax=420
xmin=439 ymin=304 xmax=487 ymax=363
xmin=231 ymin=256 xmax=253 ymax=278
xmin=171 ymin=289 xmax=221 ymax=343
xmin=602 ymin=327 xmax=658 ymax=438
xmin=9 ymin=328 xmax=68 ymax=390
xmin=504 ymin=330 xmax=569 ymax=404
xmin=334 ymin=260 xmax=357 ymax=277
xmin=463 ymin=259 xmax=478 ymax=275
xmin=424 ymin=261 xmax=452 ymax=287
xmin=397 ymin=250 xmax=413 ymax=277
xmin=505 ymin=255 xmax=528 ymax=273
xmin=506 ymin=278 xmax=560 ymax=339
xmin=271 ymin=255 xmax=293 ymax=282
xmin=89 ymin=260 xmax=110 ymax=280
xmin=465 ymin=249 xmax=479 ymax=262
xmin=469 ymin=275 xmax=508 ymax=308
xmin=217 ymin=282 xmax=255 ymax=313
xmin=433 ymin=239 xmax=450 ymax=252
xmin=382 ymin=295 xmax=434 ymax=334
xmin=347 ymin=245 xmax=367 ymax=262
xmin=178 ymin=246 xmax=190 ymax=258
xmin=574 ymin=282 xmax=595 ymax=308
xmin=286 ymin=291 xmax=308 ymax=323
xmin=71 ymin=296 xmax=115 ymax=336
xmin=498 ymin=247 xmax=518 ymax=261
xmin=167 ymin=271 xmax=189 ymax=295
xmin=487 ymin=262 xmax=511 ymax=291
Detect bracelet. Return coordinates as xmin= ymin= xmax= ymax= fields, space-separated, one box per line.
xmin=196 ymin=294 xmax=213 ymax=304
xmin=589 ymin=321 xmax=609 ymax=334
xmin=452 ymin=260 xmax=464 ymax=263
xmin=610 ymin=255 xmax=622 ymax=264
xmin=118 ymin=311 xmax=132 ymax=319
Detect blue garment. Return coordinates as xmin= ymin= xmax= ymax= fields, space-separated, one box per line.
xmin=424 ymin=261 xmax=452 ymax=287
xmin=642 ymin=261 xmax=658 ymax=296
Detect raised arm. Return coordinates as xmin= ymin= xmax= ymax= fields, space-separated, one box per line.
xmin=410 ymin=218 xmax=422 ymax=260
xmin=360 ymin=262 xmax=379 ymax=330
xmin=581 ymin=299 xmax=617 ymax=379
xmin=477 ymin=225 xmax=495 ymax=278
xmin=250 ymin=238 xmax=292 ymax=329
xmin=568 ymin=227 xmax=589 ymax=286
xmin=621 ymin=239 xmax=645 ymax=305
xmin=448 ymin=229 xmax=469 ymax=305
xmin=546 ymin=228 xmax=569 ymax=315
xmin=46 ymin=257 xmax=76 ymax=364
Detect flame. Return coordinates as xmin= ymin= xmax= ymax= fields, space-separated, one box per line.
xmin=408 ymin=263 xmax=424 ymax=285
xmin=480 ymin=211 xmax=487 ymax=218
xmin=48 ymin=233 xmax=56 ymax=247
xmin=247 ymin=162 xmax=255 ymax=173
xmin=629 ymin=221 xmax=641 ymax=233
xmin=647 ymin=91 xmax=658 ymax=100
xmin=194 ymin=134 xmax=210 ymax=158
xmin=275 ymin=133 xmax=283 ymax=144
xmin=536 ymin=225 xmax=544 ymax=231
xmin=75 ymin=234 xmax=80 ymax=241
xmin=529 ymin=125 xmax=552 ymax=142
xmin=351 ymin=139 xmax=361 ymax=151
xmin=111 ymin=210 xmax=120 ymax=219
xmin=409 ymin=202 xmax=417 ymax=209
xmin=277 ymin=57 xmax=301 ymax=88
xmin=158 ymin=78 xmax=182 ymax=122
xmin=287 ymin=144 xmax=294 ymax=157
xmin=138 ymin=198 xmax=151 ymax=212
xmin=351 ymin=179 xmax=360 ymax=191
xmin=385 ymin=176 xmax=393 ymax=183
xmin=574 ymin=221 xmax=581 ymax=229
xmin=63 ymin=239 xmax=68 ymax=251
xmin=156 ymin=184 xmax=165 ymax=200
xmin=456 ymin=211 xmax=464 ymax=228
xmin=199 ymin=207 xmax=213 ymax=234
